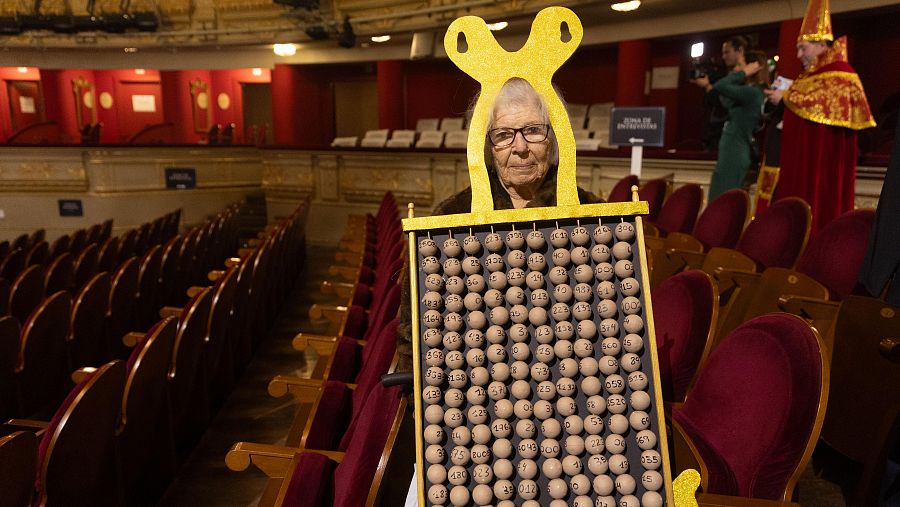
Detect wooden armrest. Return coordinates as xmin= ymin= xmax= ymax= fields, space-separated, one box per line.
xmin=71 ymin=366 xmax=99 ymax=384
xmin=643 ymin=222 xmax=661 ymax=238
xmin=224 ymin=257 xmax=242 ymax=268
xmin=308 ymin=304 xmax=348 ymax=324
xmin=665 ymin=248 xmax=706 ymax=273
xmin=237 ymin=247 xmax=254 ymax=257
xmin=159 ymin=306 xmax=183 ymax=319
xmin=186 ymin=286 xmax=207 ymax=298
xmin=665 ymin=232 xmax=705 ymax=253
xmin=3 ymin=419 xmax=49 ymax=437
xmin=698 ymin=493 xmax=800 ymax=507
xmin=207 ymin=270 xmax=224 ymax=282
xmin=292 ymin=333 xmax=338 ymax=354
xmin=267 ymin=375 xmax=323 ymax=401
xmin=247 ymin=238 xmax=261 ymax=247
xmin=328 ymin=265 xmax=359 ymax=282
xmin=122 ymin=332 xmax=145 ymax=348
xmin=670 ymin=417 xmax=708 ymax=492
xmin=880 ymin=337 xmax=900 ymax=359
xmin=712 ymin=267 xmax=758 ymax=295
xmin=777 ymin=295 xmax=839 ymax=320
xmin=320 ymin=280 xmax=356 ymax=298
xmin=225 ymin=442 xmax=296 ymax=477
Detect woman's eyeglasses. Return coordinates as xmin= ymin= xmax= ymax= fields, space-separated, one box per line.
xmin=488 ymin=124 xmax=550 ymax=147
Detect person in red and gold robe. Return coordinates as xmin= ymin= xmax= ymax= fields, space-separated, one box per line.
xmin=765 ymin=0 xmax=875 ymax=233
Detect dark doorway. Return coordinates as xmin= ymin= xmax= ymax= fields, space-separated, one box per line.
xmin=242 ymin=83 xmax=273 ymax=146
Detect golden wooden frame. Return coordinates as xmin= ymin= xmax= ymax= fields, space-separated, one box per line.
xmin=72 ymin=76 xmax=98 ymax=127
xmin=189 ymin=78 xmax=213 ymax=134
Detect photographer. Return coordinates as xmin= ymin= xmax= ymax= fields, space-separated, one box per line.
xmin=691 ymin=36 xmax=749 ymax=151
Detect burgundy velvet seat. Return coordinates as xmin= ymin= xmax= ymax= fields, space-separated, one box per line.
xmin=202 ymin=266 xmax=239 ymax=396
xmin=117 ymin=228 xmax=138 ymax=264
xmin=671 ymin=313 xmax=827 ymax=501
xmin=96 ymin=236 xmax=121 ymax=273
xmin=639 ymin=177 xmax=669 ymax=222
xmin=70 ymin=272 xmax=111 ymax=368
xmin=68 ymin=229 xmax=88 ymax=256
xmin=9 ymin=265 xmax=45 ymax=324
xmin=48 ymin=235 xmax=71 ymax=260
xmin=85 ymin=224 xmax=102 ymax=246
xmin=607 ymin=174 xmax=639 ymax=202
xmin=28 ymin=229 xmax=45 ymax=247
xmin=654 ymin=184 xmax=703 ymax=236
xmin=24 ymin=241 xmax=49 ymax=267
xmin=281 ymin=381 xmax=404 ymax=507
xmin=326 ymin=285 xmax=400 ymax=383
xmin=0 ymin=240 xmax=10 ymax=261
xmin=794 ymin=208 xmax=875 ymax=300
xmin=73 ymin=243 xmax=99 ymax=289
xmin=692 ymin=189 xmax=750 ymax=251
xmin=106 ymin=257 xmax=139 ymax=359
xmin=652 ymin=270 xmax=718 ymax=402
xmin=33 ymin=360 xmax=125 ymax=506
xmin=0 ymin=248 xmax=26 ymax=281
xmin=733 ymin=197 xmax=811 ymax=271
xmin=0 ymin=431 xmax=37 ymax=507
xmin=99 ymin=219 xmax=113 ymax=243
xmin=44 ymin=252 xmax=75 ymax=294
xmin=16 ymin=291 xmax=72 ymax=418
xmin=11 ymin=233 xmax=30 ymax=251
xmin=0 ymin=277 xmax=8 ymax=316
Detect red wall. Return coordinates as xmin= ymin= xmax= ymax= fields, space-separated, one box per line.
xmin=404 ymin=60 xmax=479 ymax=129
xmin=0 ymin=67 xmax=43 ymax=141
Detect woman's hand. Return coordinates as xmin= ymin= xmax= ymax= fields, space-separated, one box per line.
xmin=742 ymin=61 xmax=762 ymax=76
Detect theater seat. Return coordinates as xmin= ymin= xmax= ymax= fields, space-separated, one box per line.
xmin=0 ymin=431 xmax=37 ymax=507
xmin=607 ymin=174 xmax=639 ymax=202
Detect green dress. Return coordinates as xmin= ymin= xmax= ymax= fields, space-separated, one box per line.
xmin=708 ymin=71 xmax=764 ymax=200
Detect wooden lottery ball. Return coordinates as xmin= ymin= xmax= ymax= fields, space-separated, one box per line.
xmin=449 ymin=485 xmax=469 ymax=507
xmin=478 ymin=326 xmax=499 ymax=345
xmin=488 ymin=271 xmax=507 ymax=290
xmin=584 ymin=412 xmax=606 ymax=434
xmin=628 ymin=371 xmax=649 ymax=392
xmin=601 ymin=337 xmax=622 ymax=357
xmin=636 ymin=429 xmax=658 ymax=450
xmin=423 ymin=386 xmax=442 ymax=405
xmin=574 ymin=496 xmax=593 ymax=507
xmin=593 ymin=474 xmax=614 ymax=496
xmin=588 ymin=454 xmax=609 ymax=475
xmin=615 ymin=472 xmax=635 ymax=494
xmin=511 ymin=379 xmax=531 ymax=400
xmin=424 ymin=404 xmax=444 ymax=424
xmin=526 ymin=271 xmax=545 ymax=290
xmin=608 ymin=395 xmax=628 ymax=414
xmin=572 ymin=264 xmax=594 ymax=286
xmin=493 ymin=479 xmax=515 ymax=501
xmin=506 ymin=230 xmax=526 ymax=249
xmin=506 ymin=249 xmax=526 ymax=269
xmin=505 ymin=285 xmax=526 ymax=304
xmin=485 ymin=232 xmax=504 ymax=252
xmin=565 ymin=447 xmax=586 ymax=469
xmin=581 ymin=376 xmax=602 ymax=396
xmin=466 ymin=274 xmax=486 ymax=293
xmin=468 ymin=405 xmax=489 ymax=425
xmin=556 ymin=396 xmax=577 ymax=417
xmin=487 ymin=381 xmax=507 ymax=401
xmin=623 ymin=314 xmax=643 ymax=334
xmin=611 ymin=241 xmax=632 ymax=260
xmin=537 ymin=380 xmax=557 ymax=400
xmin=587 ymin=394 xmax=607 ymax=415
xmin=600 ymin=318 xmax=619 ymax=337
xmin=442 ymin=258 xmax=462 ymax=277
xmin=573 ymin=338 xmax=594 ymax=358
xmin=447 ymin=371 xmax=467 ymax=390
xmin=444 ymin=312 xmax=464 ymax=332
xmin=621 ymin=296 xmax=641 ymax=315
xmin=620 ymin=495 xmax=640 ymax=507
xmin=585 ymin=433 xmax=605 ymax=455
xmin=472 ymin=424 xmax=492 ymax=445
xmin=606 ymin=434 xmax=627 ymax=454
xmin=444 ymin=294 xmax=464 ymax=313
xmin=470 ymin=443 xmax=491 ymax=464
xmin=642 ymin=470 xmax=664 ymax=492
xmin=641 ymin=449 xmax=662 ymax=470
xmin=463 ymin=235 xmax=482 ymax=255
xmin=591 ymin=243 xmax=611 ymax=263
xmin=528 ymin=306 xmax=548 ymax=326
xmin=444 ymin=335 xmax=464 ymax=355
xmin=609 ymin=454 xmax=631 ymax=477
xmin=466 ymin=348 xmax=486 ymax=367
xmin=526 ymin=230 xmax=546 ymax=250
xmin=527 ymin=252 xmax=547 ymax=271
xmin=597 ymin=280 xmax=617 ymax=299
xmin=574 ymin=282 xmax=594 ymax=303
xmin=424 ymin=366 xmax=444 ymax=386
xmin=605 ymin=374 xmax=626 ymax=394
xmin=621 ymin=352 xmax=642 ymax=373
xmin=580 ymin=357 xmax=600 ymax=376
xmin=599 ymin=355 xmax=619 ymax=375
xmin=419 ymin=238 xmax=438 ymax=257
xmin=443 ymin=407 xmax=464 ymax=428
xmin=534 ymin=400 xmax=554 ymax=421
xmin=512 ymin=361 xmax=531 ymax=380
xmin=571 ymin=225 xmax=591 ymax=246
xmin=518 ymin=439 xmax=539 ymax=459
xmin=423 ymin=310 xmax=442 ymax=330
xmin=551 ymin=302 xmax=571 ymax=322
xmin=559 ymin=357 xmax=580 ymax=378
xmin=642 ymin=491 xmax=664 ymax=507
xmin=451 ymin=426 xmax=471 ymax=446
xmin=514 ymin=399 xmax=534 ymax=419
xmin=472 ymin=464 xmax=493 ymax=486
xmin=428 ymin=484 xmax=448 ymax=505
xmin=506 ymin=324 xmax=526 ymax=344
xmin=491 ymin=419 xmax=513 ymax=440
xmin=518 ymin=480 xmax=539 ymax=500
xmin=450 ymin=445 xmax=470 ymax=466
xmin=531 ymin=288 xmax=550 ymax=307
xmin=596 ymin=497 xmax=616 ymax=507
xmin=486 ymin=343 xmax=506 ymax=363
xmin=530 ymin=362 xmax=551 ymax=381
xmin=484 ymin=254 xmax=504 ymax=274
xmin=536 ymin=324 xmax=555 ymax=344
xmin=472 ymin=483 xmax=493 ymax=506
xmin=516 ymin=419 xmax=537 ymax=439
xmin=445 ymin=276 xmax=465 ymax=295
xmin=619 ymin=277 xmax=640 ymax=296
xmin=570 ymin=474 xmax=591 ymax=496
xmin=548 ymin=266 xmax=569 ymax=285
xmin=597 ymin=299 xmax=617 ymax=318
xmin=507 ymin=268 xmax=527 ymax=289
xmin=494 ymin=458 xmax=514 ymax=480
xmin=552 ymin=248 xmax=571 ymax=267
xmin=483 ymin=290 xmax=504 ymax=310
xmin=615 ymin=222 xmax=636 ymax=241
xmin=541 ymin=418 xmax=562 ymax=439
xmin=466 ymin=310 xmax=487 ymax=330
xmin=423 ymin=328 xmax=442 ymax=348
xmin=565 ymin=415 xmax=585 ymax=435
xmin=608 ymin=413 xmax=629 ymax=434
xmin=493 ymin=398 xmax=514 ymax=419
xmin=572 ymin=301 xmax=592 ymax=321
xmin=554 ymin=339 xmax=574 ymax=359
xmin=466 ymin=386 xmax=486 ymax=406
xmin=443 ymin=237 xmax=462 ymax=257
xmin=550 ymin=228 xmax=570 ymax=247
xmin=556 ymin=377 xmax=577 ymax=397
xmin=423 ymin=291 xmax=443 ymax=311
xmin=424 ymin=424 xmax=445 ymax=445
xmin=425 ymin=444 xmax=447 ymax=464
xmin=463 ymin=292 xmax=483 ymax=311
xmin=489 ymin=306 xmax=509 ymax=326
xmin=623 ymin=333 xmax=643 ymax=353
xmin=570 ymin=247 xmax=590 ymax=267
xmin=536 ymin=343 xmax=556 ymax=363
xmin=491 ymin=362 xmax=511 ymax=382
xmin=614 ymin=259 xmax=634 ymax=278
xmin=593 ymin=224 xmax=613 ymax=244
xmin=630 ymin=389 xmax=651 ymax=411
xmin=576 ymin=319 xmax=597 ymax=340
xmin=548 ymin=478 xmax=568 ymax=499
xmin=542 ymin=457 xmax=563 ymax=479
xmin=469 ymin=366 xmax=489 ymax=386
xmin=595 ymin=262 xmax=614 ymax=281
xmin=427 ymin=463 xmax=447 ymax=485
xmin=425 ymin=348 xmax=445 ymax=367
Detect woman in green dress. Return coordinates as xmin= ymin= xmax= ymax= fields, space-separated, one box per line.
xmin=700 ymin=52 xmax=768 ymax=200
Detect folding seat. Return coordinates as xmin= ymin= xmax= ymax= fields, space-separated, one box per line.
xmin=70 ymin=273 xmax=112 ymax=369
xmin=159 ymin=235 xmax=184 ymax=306
xmin=0 ymin=277 xmax=9 ymax=316
xmin=133 ymin=222 xmax=152 ymax=257
xmin=44 ymin=252 xmax=75 ymax=294
xmin=96 ymin=236 xmax=121 ymax=274
xmin=230 ymin=249 xmax=260 ymax=374
xmin=0 ymin=431 xmax=37 ymax=507
xmin=28 ymin=228 xmax=46 ymax=246
xmin=651 ymin=270 xmax=718 ymax=403
xmin=646 ymin=183 xmax=703 ymax=237
xmin=670 ymin=313 xmax=827 ymax=502
xmin=14 ymin=290 xmax=72 ymax=418
xmin=99 ymin=218 xmax=114 ymax=242
xmin=48 ymin=234 xmax=71 ymax=260
xmin=9 ymin=264 xmax=45 ymax=324
xmin=73 ymin=243 xmax=100 ymax=289
xmin=0 ymin=239 xmax=9 ymax=260
xmin=0 ymin=316 xmax=20 ymax=421
xmin=68 ymin=228 xmax=88 ymax=256
xmin=196 ymin=266 xmax=239 ymax=399
xmin=106 ymin=257 xmax=139 ymax=359
xmin=117 ymin=228 xmax=138 ymax=262
xmin=638 ymin=176 xmax=670 ymax=223
xmin=24 ymin=240 xmax=49 ymax=267
xmin=606 ymin=174 xmax=639 ymax=202
xmin=10 ymin=233 xmax=30 ymax=251
xmin=136 ymin=244 xmax=164 ymax=330
xmin=118 ymin=317 xmax=178 ymax=503
xmin=0 ymin=248 xmax=26 ymax=281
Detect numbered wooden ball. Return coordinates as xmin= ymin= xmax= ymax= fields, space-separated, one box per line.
xmin=541 ymin=438 xmax=563 ymax=459
xmin=615 ymin=472 xmax=636 ymax=494
xmin=536 ymin=380 xmax=556 ymax=401
xmin=523 ymin=229 xmax=544 ymax=249
xmin=599 ymin=337 xmax=620 ymax=357
xmin=559 ymin=357 xmax=580 ymax=379
xmin=556 ymin=377 xmax=577 ymax=397
xmin=472 ymin=424 xmax=492 ymax=445
xmin=518 ymin=480 xmax=539 ymax=500
xmin=593 ymin=474 xmax=614 ymax=495
xmin=552 ymin=396 xmax=574 ymax=418
xmin=550 ymin=228 xmax=570 ymax=248
xmin=516 ymin=419 xmax=537 ymax=439
xmin=570 ymin=473 xmax=591 ymax=496
xmin=463 ymin=235 xmax=482 ymax=255
xmin=614 ymin=222 xmax=635 ymax=241
xmin=425 ymin=444 xmax=447 ymax=464
xmin=608 ymin=395 xmax=628 ymax=415
xmin=564 ymin=414 xmax=585 ymax=435
xmin=630 ymin=389 xmax=651 ymax=411
xmin=472 ymin=483 xmax=493 ymax=505
xmin=642 ymin=491 xmax=664 ymax=507
xmin=528 ymin=306 xmax=548 ymax=326
xmin=552 ymin=290 xmax=573 ymax=310
xmin=424 ymin=424 xmax=445 ymax=445
xmin=572 ymin=284 xmax=593 ymax=304
xmin=573 ymin=338 xmax=594 ymax=359
xmin=623 ymin=333 xmax=643 ymax=353
xmin=518 ymin=438 xmax=539 ymax=459
xmin=424 ymin=366 xmax=444 ymax=386
xmin=425 ymin=348 xmax=444 ymax=367
xmin=585 ymin=433 xmax=605 ymax=455
xmin=599 ymin=355 xmax=619 ymax=375
xmin=555 ymin=321 xmax=575 ymax=340
xmin=592 ymin=243 xmax=611 ymax=264
xmin=466 ymin=310 xmax=487 ymax=330
xmin=636 ymin=429 xmax=658 ymax=450
xmin=542 ymin=457 xmax=563 ymax=478
xmin=573 ymin=301 xmax=593 ymax=320
xmin=576 ymin=319 xmax=597 ymax=339
xmin=462 ymin=261 xmax=482 ymax=282
xmin=614 ymin=259 xmax=634 ymax=279
xmin=606 ymin=434 xmax=627 ymax=454
xmin=605 ymin=374 xmax=626 ymax=394
xmin=534 ymin=400 xmax=554 ymax=421
xmin=595 ymin=262 xmax=615 ymax=281
xmin=443 ymin=294 xmax=462 ymax=313
xmin=573 ymin=496 xmax=593 ymax=507
xmin=444 ymin=336 xmax=464 ymax=355
xmin=596 ymin=497 xmax=616 ymax=507
xmin=449 ymin=485 xmax=469 ymax=507
xmin=628 ymin=371 xmax=649 ymax=391
xmin=480 ymin=291 xmax=502 ymax=311
xmin=468 ymin=405 xmax=490 ymax=425
xmin=427 ymin=463 xmax=447 ymax=485
xmin=580 ymin=357 xmax=600 ymax=377
xmin=470 ymin=443 xmax=491 ymax=464
xmin=505 ymin=230 xmax=525 ymax=250
xmin=619 ymin=277 xmax=640 ymax=296
xmin=597 ymin=280 xmax=617 ymax=299
xmin=593 ymin=224 xmax=613 ymax=244
xmin=423 ymin=385 xmax=442 ymax=406
xmin=466 ymin=274 xmax=486 ymax=293
xmin=443 ymin=237 xmax=462 ymax=257
xmin=567 ymin=435 xmax=588 ymax=459
xmin=487 ymin=381 xmax=507 ymax=401
xmin=641 ymin=470 xmax=664 ymax=492
xmin=470 ymin=367 xmax=490 ymax=386
xmin=527 ymin=252 xmax=547 ymax=271
xmin=443 ymin=407 xmax=464 ymax=428
xmin=541 ymin=418 xmax=562 ymax=439
xmin=423 ymin=310 xmax=442 ymax=330
xmin=574 ymin=265 xmax=594 ymax=284
xmin=609 ymin=454 xmax=630 ymax=477
xmin=446 ymin=370 xmax=467 ymax=390
xmin=419 ymin=238 xmax=439 ymax=257
xmin=506 ymin=249 xmax=526 ymax=269
xmin=530 ymin=361 xmax=551 ymax=381
xmin=536 ymin=343 xmax=556 ymax=363
xmin=422 ymin=256 xmax=441 ymax=274
xmin=518 ymin=458 xmax=538 ymax=479
xmin=489 ymin=306 xmax=509 ymax=326
xmin=465 ymin=386 xmax=486 ymax=406
xmin=466 ymin=348 xmax=486 ymax=367
xmin=571 ymin=246 xmax=590 ymax=265
xmin=608 ymin=413 xmax=629 ymax=434
xmin=623 ymin=314 xmax=644 ymax=334
xmin=443 ymin=312 xmax=463 ymax=332
xmin=423 ymin=328 xmax=442 ymax=347
xmin=510 ymin=342 xmax=530 ymax=362
xmin=494 ymin=458 xmax=514 ymax=480
xmin=490 ymin=422 xmax=511 ymax=444
xmin=442 ymin=258 xmax=461 ymax=277
xmin=621 ymin=296 xmax=642 ymax=315
xmin=445 ymin=276 xmax=465 ymax=295
xmin=488 ymin=271 xmax=507 ymax=290
xmin=484 ymin=343 xmax=505 ymax=363
xmin=428 ymin=484 xmax=448 ymax=505
xmin=451 ymin=426 xmax=471 ymax=446
xmin=547 ymin=266 xmax=568 ymax=286
xmin=611 ymin=241 xmax=632 ymax=260
xmin=621 ymin=352 xmax=642 ymax=373
xmin=514 ymin=399 xmax=534 ymax=419
xmin=620 ymin=495 xmax=640 ymax=507
xmin=641 ymin=449 xmax=662 ymax=470
xmin=505 ymin=285 xmax=526 ymax=304
xmin=485 ymin=232 xmax=504 ymax=252
xmin=493 ymin=479 xmax=515 ymax=501
xmin=552 ymin=248 xmax=571 ymax=267
xmin=554 ymin=339 xmax=574 ymax=359
xmin=510 ymin=379 xmax=531 ymax=399
xmin=587 ymin=454 xmax=609 ymax=475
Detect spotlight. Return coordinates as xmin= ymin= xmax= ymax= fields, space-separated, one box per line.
xmin=611 ymin=1 xmax=641 ymax=12
xmin=273 ymin=43 xmax=297 ymax=56
xmin=338 ymin=18 xmax=355 ymax=48
xmin=690 ymin=42 xmax=704 ymax=58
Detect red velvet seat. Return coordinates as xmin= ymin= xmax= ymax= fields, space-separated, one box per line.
xmin=607 ymin=174 xmax=639 ymax=202
xmin=9 ymin=265 xmax=45 ymax=325
xmin=795 ymin=208 xmax=875 ymax=300
xmin=654 ymin=184 xmax=703 ymax=236
xmin=734 ymin=197 xmax=811 ymax=271
xmin=325 ymin=285 xmax=400 ymax=383
xmin=68 ymin=229 xmax=88 ymax=256
xmin=16 ymin=291 xmax=72 ymax=418
xmin=652 ymin=270 xmax=718 ymax=402
xmin=117 ymin=228 xmax=138 ymax=264
xmin=70 ymin=272 xmax=111 ymax=368
xmin=11 ymin=233 xmax=30 ymax=251
xmin=28 ymin=229 xmax=45 ymax=247
xmin=693 ymin=189 xmax=750 ymax=250
xmin=0 ymin=239 xmax=10 ymax=261
xmin=672 ymin=313 xmax=827 ymax=500
xmin=639 ymin=177 xmax=669 ymax=222
xmin=159 ymin=235 xmax=184 ymax=306
xmin=44 ymin=252 xmax=75 ymax=294
xmin=202 ymin=266 xmax=239 ymax=396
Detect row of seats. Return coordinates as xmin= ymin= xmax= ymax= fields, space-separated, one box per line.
xmin=332 ymin=128 xmax=469 ymax=149
xmin=0 ymin=199 xmax=310 ymax=505
xmin=227 ymin=192 xmax=410 ymax=506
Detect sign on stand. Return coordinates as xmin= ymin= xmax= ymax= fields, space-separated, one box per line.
xmin=609 ymin=107 xmax=665 ymax=178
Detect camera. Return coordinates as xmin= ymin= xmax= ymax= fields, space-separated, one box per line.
xmin=689 ymin=57 xmax=721 ymax=80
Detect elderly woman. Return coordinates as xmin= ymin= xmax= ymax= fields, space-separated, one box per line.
xmin=397 ymin=78 xmax=600 ymax=372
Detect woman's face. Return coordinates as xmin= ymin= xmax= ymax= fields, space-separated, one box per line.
xmin=490 ymin=99 xmax=551 ymax=193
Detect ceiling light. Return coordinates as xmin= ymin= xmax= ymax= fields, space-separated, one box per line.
xmin=370 ymin=35 xmax=390 ymax=43
xmin=16 ymin=66 xmax=28 ymax=73
xmin=487 ymin=21 xmax=508 ymax=31
xmin=252 ymin=67 xmax=263 ymax=76
xmin=690 ymin=42 xmax=704 ymax=58
xmin=611 ymin=1 xmax=641 ymax=12
xmin=273 ymin=43 xmax=297 ymax=57
xmin=135 ymin=68 xmax=146 ymax=75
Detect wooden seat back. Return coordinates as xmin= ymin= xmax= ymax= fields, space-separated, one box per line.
xmin=9 ymin=264 xmax=45 ymax=324
xmin=0 ymin=316 xmax=21 ymax=421
xmin=0 ymin=431 xmax=37 ymax=507
xmin=73 ymin=243 xmax=99 ymax=289
xmin=0 ymin=248 xmax=26 ymax=281
xmin=159 ymin=235 xmax=184 ymax=306
xmin=168 ymin=287 xmax=213 ymax=433
xmin=106 ymin=257 xmax=139 ymax=359
xmin=17 ymin=290 xmax=72 ymax=417
xmin=137 ymin=245 xmax=164 ymax=329
xmin=44 ymin=252 xmax=75 ymax=294
xmin=48 ymin=234 xmax=71 ymax=260
xmin=97 ymin=236 xmax=121 ymax=273
xmin=204 ymin=266 xmax=239 ymax=391
xmin=25 ymin=240 xmax=49 ymax=267
xmin=70 ymin=272 xmax=112 ymax=369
